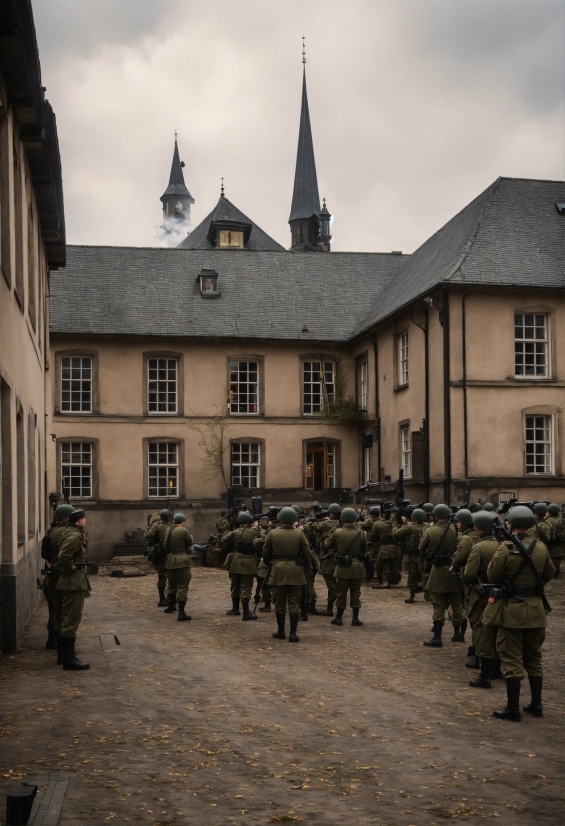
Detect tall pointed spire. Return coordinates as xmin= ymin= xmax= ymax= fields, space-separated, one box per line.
xmin=160 ymin=135 xmax=194 ymax=229
xmin=288 ymin=43 xmax=329 ymax=252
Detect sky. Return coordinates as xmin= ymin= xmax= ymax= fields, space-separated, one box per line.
xmin=33 ymin=0 xmax=564 ymax=253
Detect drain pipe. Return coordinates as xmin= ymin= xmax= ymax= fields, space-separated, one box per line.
xmin=441 ymin=289 xmax=451 ymax=503
xmin=371 ymin=331 xmax=381 ymax=482
xmin=462 ymin=288 xmax=470 ymax=481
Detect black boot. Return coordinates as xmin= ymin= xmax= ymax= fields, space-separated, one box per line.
xmin=242 ymin=600 xmax=258 ymax=621
xmin=469 ymin=658 xmax=493 ymax=688
xmin=467 ymin=644 xmax=475 ymax=657
xmin=272 ymin=612 xmax=286 ymax=639
xmin=163 ymin=595 xmax=176 ymax=613
xmin=451 ymin=624 xmax=465 ymax=642
xmin=157 ymin=586 xmax=168 ymax=607
xmin=55 ymin=631 xmax=64 ymax=665
xmin=62 ymin=636 xmax=89 ymax=671
xmin=288 ymin=614 xmax=300 ymax=642
xmin=226 ymin=597 xmax=241 ymax=616
xmin=177 ymin=601 xmax=191 ymax=621
xmin=465 ymin=653 xmax=480 ymax=669
xmin=351 ymin=607 xmax=363 ymax=627
xmin=322 ymin=601 xmax=334 ymax=616
xmin=523 ymin=676 xmax=543 ymax=717
xmin=46 ymin=627 xmax=58 ymax=650
xmin=424 ymin=621 xmax=443 ymax=647
xmin=491 ymin=659 xmax=504 ymax=679
xmin=259 ymin=602 xmax=272 ymax=613
xmin=331 ymin=608 xmax=344 ymax=626
xmin=493 ymin=678 xmax=521 ymax=721
xmin=405 ymin=591 xmax=416 ymax=604
xmin=460 ymin=618 xmax=468 ymax=640
xmin=299 ymin=604 xmax=309 ymax=621
xmin=307 ymin=602 xmax=322 ymax=615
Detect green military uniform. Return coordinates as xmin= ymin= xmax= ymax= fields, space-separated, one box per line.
xmin=463 ymin=533 xmax=500 ymax=685
xmin=420 ymin=520 xmax=463 ymax=645
xmin=392 ymin=519 xmax=425 ymax=598
xmin=451 ymin=526 xmax=479 ymax=630
xmin=164 ymin=525 xmax=193 ymax=607
xmin=146 ymin=516 xmax=172 ymax=601
xmin=324 ymin=521 xmax=367 ymax=625
xmin=527 ymin=518 xmax=551 ymax=549
xmin=216 ymin=516 xmax=230 ymax=537
xmin=57 ymin=523 xmax=90 ymax=640
xmin=262 ymin=520 xmax=312 ymax=641
xmin=222 ymin=525 xmax=260 ymax=604
xmin=42 ymin=522 xmax=69 ymax=643
xmin=360 ymin=515 xmax=377 ymax=579
xmin=369 ymin=518 xmax=400 ymax=586
xmin=254 ymin=525 xmax=274 ymax=611
xmin=545 ymin=512 xmax=564 ymax=576
xmin=318 ymin=518 xmax=340 ymax=611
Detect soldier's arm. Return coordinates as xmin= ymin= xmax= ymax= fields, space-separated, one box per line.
xmin=462 ymin=546 xmax=481 ymax=583
xmin=540 ymin=546 xmax=556 ymax=583
xmin=262 ymin=532 xmax=274 ymax=563
xmin=57 ymin=532 xmax=76 ymax=572
xmin=323 ymin=530 xmax=337 ymax=551
xmin=185 ymin=529 xmax=194 ymax=547
xmin=486 ymin=545 xmax=508 ymax=583
xmin=368 ymin=522 xmax=380 ymax=545
xmin=300 ymin=533 xmax=313 ymax=568
xmin=392 ymin=523 xmax=411 ymax=540
xmin=221 ymin=530 xmax=234 ymax=551
xmin=419 ymin=527 xmax=430 ymax=556
xmin=451 ymin=536 xmax=471 ymax=571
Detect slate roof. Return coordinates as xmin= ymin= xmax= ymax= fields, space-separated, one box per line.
xmin=177 ymin=195 xmax=285 ymax=251
xmin=49 ymin=247 xmax=406 ymax=341
xmin=161 ymin=140 xmax=193 ymax=201
xmin=289 ymin=70 xmax=322 ymax=222
xmin=357 ymin=177 xmax=565 ymax=333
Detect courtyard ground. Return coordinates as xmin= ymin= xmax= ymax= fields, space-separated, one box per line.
xmin=1 ymin=564 xmax=563 ymax=826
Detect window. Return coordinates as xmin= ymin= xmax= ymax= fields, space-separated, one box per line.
xmin=525 ymin=416 xmax=552 ymax=474
xmin=401 ymin=426 xmax=412 ymax=478
xmin=61 ymin=442 xmax=92 ymax=499
xmin=61 ymin=356 xmax=92 ymax=413
xmin=399 ymin=332 xmax=409 ymax=386
xmin=499 ymin=492 xmax=517 ymax=504
xmin=515 ymin=313 xmax=548 ymax=378
xmin=303 ymin=360 xmax=335 ymax=415
xmin=198 ymin=268 xmax=220 ymax=295
xmin=229 ymin=361 xmax=259 ymax=414
xmin=219 ymin=230 xmax=243 ymax=248
xmin=148 ymin=442 xmax=179 ymax=497
xmin=357 ymin=358 xmax=368 ymax=411
xmin=231 ymin=443 xmax=260 ymax=488
xmin=148 ymin=358 xmax=178 ymax=414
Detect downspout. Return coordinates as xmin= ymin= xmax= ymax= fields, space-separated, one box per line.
xmin=442 ymin=289 xmax=451 ymax=503
xmin=410 ymin=305 xmax=430 ymax=500
xmin=462 ymin=288 xmax=470 ymax=481
xmin=371 ymin=332 xmax=381 ymax=482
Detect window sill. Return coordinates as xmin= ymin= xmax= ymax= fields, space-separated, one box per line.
xmin=200 ymin=291 xmax=222 ymax=299
xmin=394 ymin=383 xmax=409 ymax=393
xmin=147 ymin=412 xmax=180 ymax=416
xmin=59 ymin=411 xmax=94 ymax=415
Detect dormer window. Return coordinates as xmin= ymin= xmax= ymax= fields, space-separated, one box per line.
xmin=197 ymin=269 xmax=220 ymax=297
xmin=218 ymin=230 xmax=244 ymax=248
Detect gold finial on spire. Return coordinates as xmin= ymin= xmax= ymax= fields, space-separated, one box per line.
xmin=302 ymin=35 xmax=306 ymax=66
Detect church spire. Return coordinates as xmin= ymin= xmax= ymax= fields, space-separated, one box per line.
xmin=160 ymin=135 xmax=195 ymax=230
xmin=288 ymin=44 xmax=329 ymax=251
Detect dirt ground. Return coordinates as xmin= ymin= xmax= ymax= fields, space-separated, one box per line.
xmin=1 ymin=564 xmax=563 ymax=826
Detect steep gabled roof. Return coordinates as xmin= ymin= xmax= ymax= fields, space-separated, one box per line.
xmin=289 ymin=70 xmax=321 ymax=222
xmin=50 ymin=247 xmax=406 ymax=341
xmin=161 ymin=139 xmax=194 ymax=201
xmin=177 ymin=195 xmax=285 ymax=251
xmin=356 ymin=177 xmax=565 ymax=335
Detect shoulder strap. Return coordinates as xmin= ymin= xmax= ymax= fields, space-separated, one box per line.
xmin=339 ymin=529 xmax=363 ymax=556
xmin=432 ymin=525 xmax=451 ymax=556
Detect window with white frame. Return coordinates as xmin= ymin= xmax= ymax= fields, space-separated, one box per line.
xmin=148 ymin=358 xmax=178 ymax=414
xmin=61 ymin=442 xmax=92 ymax=498
xmin=326 ymin=443 xmax=336 ymax=488
xmin=229 ymin=361 xmax=259 ymax=414
xmin=515 ymin=314 xmax=549 ymax=378
xmin=401 ymin=426 xmax=412 ymax=478
xmin=231 ymin=443 xmax=260 ymax=488
xmin=357 ymin=358 xmax=368 ymax=411
xmin=148 ymin=442 xmax=179 ymax=497
xmin=525 ymin=416 xmax=552 ymax=475
xmin=61 ymin=356 xmax=92 ymax=413
xmin=303 ymin=360 xmax=335 ymax=415
xmin=399 ymin=332 xmax=409 ymax=386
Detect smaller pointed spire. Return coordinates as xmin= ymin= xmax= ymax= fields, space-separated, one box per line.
xmin=160 ymin=134 xmax=194 ymax=227
xmin=220 ymin=176 xmax=225 ymax=199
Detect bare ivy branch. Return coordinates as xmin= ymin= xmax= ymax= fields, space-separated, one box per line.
xmin=186 ymin=411 xmax=229 ymax=490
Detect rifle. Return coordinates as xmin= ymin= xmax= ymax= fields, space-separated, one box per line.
xmin=493 ymin=524 xmax=552 ymax=614
xmin=253 ymin=559 xmax=274 ymax=614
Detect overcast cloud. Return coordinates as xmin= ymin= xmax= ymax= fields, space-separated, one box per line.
xmin=33 ymin=0 xmax=564 ymax=253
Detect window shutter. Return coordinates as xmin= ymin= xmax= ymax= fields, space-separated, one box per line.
xmin=411 ymin=431 xmax=424 ymax=483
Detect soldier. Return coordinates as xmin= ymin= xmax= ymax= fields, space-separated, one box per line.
xmin=545 ymin=503 xmax=564 ymax=577
xmin=483 ymin=503 xmax=495 ymax=512
xmin=420 ymin=504 xmax=463 ymax=647
xmin=423 ymin=503 xmax=435 ymax=524
xmin=145 ymin=509 xmax=172 ymax=606
xmin=393 ymin=508 xmax=426 ymax=603
xmin=462 ymin=511 xmax=500 ymax=688
xmin=216 ymin=510 xmax=230 ymax=538
xmin=527 ymin=502 xmax=551 ymax=550
xmin=369 ymin=511 xmax=400 ymax=589
xmin=323 ymin=507 xmax=368 ymax=626
xmin=449 ymin=508 xmax=479 ymax=657
xmin=56 ymin=509 xmax=90 ymax=670
xmin=41 ymin=504 xmax=75 ymax=654
xmin=317 ymin=504 xmax=342 ymax=616
xmin=162 ymin=513 xmax=193 ymax=621
xmin=254 ymin=509 xmax=279 ymax=613
xmin=292 ymin=504 xmax=321 ymax=618
xmin=361 ymin=506 xmax=381 ymax=581
xmin=262 ymin=506 xmax=312 ymax=642
xmin=482 ymin=506 xmax=554 ymax=721
xmin=222 ymin=512 xmax=260 ymax=621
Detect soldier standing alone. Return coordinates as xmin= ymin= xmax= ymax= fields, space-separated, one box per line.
xmin=163 ymin=513 xmax=193 ymax=621
xmin=56 ymin=509 xmax=91 ymax=671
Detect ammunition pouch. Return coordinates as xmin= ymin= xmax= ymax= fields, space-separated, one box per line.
xmin=235 ymin=542 xmax=255 ymax=556
xmin=432 ymin=554 xmax=452 ymax=567
xmin=335 ymin=554 xmax=353 ymax=567
xmin=490 ymin=583 xmax=540 ymax=600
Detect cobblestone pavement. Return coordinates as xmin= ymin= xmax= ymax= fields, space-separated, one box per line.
xmin=1 ymin=566 xmax=563 ymax=826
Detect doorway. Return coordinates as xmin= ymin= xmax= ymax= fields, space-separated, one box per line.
xmin=305 ymin=442 xmax=336 ymax=491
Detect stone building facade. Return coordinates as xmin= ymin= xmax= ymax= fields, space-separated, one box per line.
xmin=0 ymin=0 xmax=65 ymax=650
